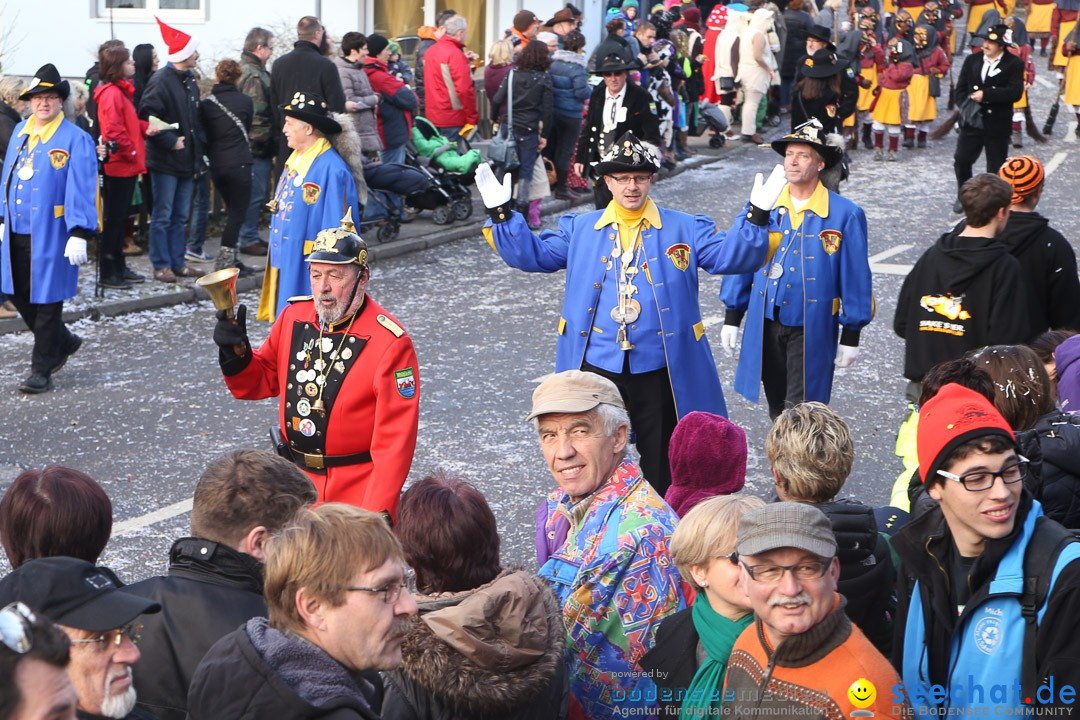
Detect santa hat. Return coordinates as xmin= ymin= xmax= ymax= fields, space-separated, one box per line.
xmin=917 ymin=383 xmax=1016 ymax=485
xmin=156 ymin=16 xmax=199 ymax=63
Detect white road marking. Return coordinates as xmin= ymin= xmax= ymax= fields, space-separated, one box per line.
xmin=1045 ymin=151 xmax=1069 ymax=177
xmin=1067 ymin=123 xmax=1078 ymax=144
xmin=1034 ymin=75 xmax=1056 ymax=90
xmin=113 ymin=499 xmax=194 ymax=536
xmin=871 ymin=263 xmax=913 ymax=276
xmin=703 ymin=314 xmax=724 ymax=328
xmin=868 ymin=244 xmax=914 ymax=263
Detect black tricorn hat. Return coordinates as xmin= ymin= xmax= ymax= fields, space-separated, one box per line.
xmin=804 ymin=24 xmax=838 ymax=52
xmin=592 ymin=52 xmax=641 ymax=74
xmin=19 ymin=64 xmax=70 ymax=101
xmin=800 ymin=48 xmax=843 ymax=78
xmin=595 ymin=131 xmax=661 ymax=175
xmin=281 ymin=91 xmax=342 ymax=135
xmin=771 ymin=119 xmax=844 ymax=169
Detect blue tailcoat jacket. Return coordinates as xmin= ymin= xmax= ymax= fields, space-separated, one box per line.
xmin=720 ymin=183 xmax=873 ymax=405
xmin=486 ymin=204 xmax=768 ymax=417
xmin=267 ymin=148 xmax=360 ymax=318
xmin=1 ymin=119 xmax=98 ymax=304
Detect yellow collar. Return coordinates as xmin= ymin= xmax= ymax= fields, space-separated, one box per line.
xmin=775 ymin=180 xmax=830 ymax=230
xmin=285 ymin=137 xmax=331 ymax=178
xmin=19 ymin=113 xmax=64 ymax=152
xmin=593 ymin=196 xmax=663 ymax=231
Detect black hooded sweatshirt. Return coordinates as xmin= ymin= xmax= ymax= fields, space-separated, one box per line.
xmin=894 ymin=231 xmax=1029 ymax=381
xmin=996 ymin=211 xmax=1080 ymax=338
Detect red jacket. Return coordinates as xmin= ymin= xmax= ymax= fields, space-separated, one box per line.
xmin=223 ymin=295 xmax=420 ymax=520
xmin=879 ymin=60 xmax=915 ymax=89
xmin=422 ymin=35 xmax=479 ymax=127
xmin=94 ymin=79 xmax=148 ymax=177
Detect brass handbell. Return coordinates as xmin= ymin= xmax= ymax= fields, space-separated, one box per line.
xmin=197 ymin=267 xmax=240 ymax=319
xmin=617 ymin=326 xmax=635 ymax=352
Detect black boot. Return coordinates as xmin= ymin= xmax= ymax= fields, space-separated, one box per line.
xmin=902 ymin=126 xmax=916 ymax=149
xmin=862 ymin=123 xmax=873 ymax=150
xmin=554 ymin=168 xmax=577 ymax=201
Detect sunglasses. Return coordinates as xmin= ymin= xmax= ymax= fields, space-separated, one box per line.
xmin=601 ymin=71 xmax=626 ymax=77
xmin=0 ymin=602 xmax=36 ymax=654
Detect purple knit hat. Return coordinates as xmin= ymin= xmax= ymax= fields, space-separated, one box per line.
xmin=664 ymin=411 xmax=748 ymax=517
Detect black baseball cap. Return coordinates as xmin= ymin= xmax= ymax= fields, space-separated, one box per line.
xmin=0 ymin=557 xmax=160 ymax=632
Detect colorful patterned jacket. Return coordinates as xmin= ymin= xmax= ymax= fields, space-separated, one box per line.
xmin=537 ymin=459 xmax=690 ymax=719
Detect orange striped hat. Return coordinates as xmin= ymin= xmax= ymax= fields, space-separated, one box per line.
xmin=998 ymin=155 xmax=1045 ymax=205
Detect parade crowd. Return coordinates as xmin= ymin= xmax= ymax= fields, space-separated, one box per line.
xmin=3 ymin=0 xmax=1080 ymax=719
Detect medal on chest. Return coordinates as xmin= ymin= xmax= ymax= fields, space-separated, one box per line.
xmin=608 ymin=227 xmax=644 ymax=351
xmin=17 ymin=154 xmax=33 ymax=181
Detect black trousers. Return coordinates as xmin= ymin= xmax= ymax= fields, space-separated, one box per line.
xmin=954 ymin=129 xmax=1011 ymax=191
xmin=761 ymin=319 xmax=806 ymax=421
xmin=211 ymin=163 xmax=253 ymax=250
xmin=545 ymin=114 xmax=583 ymax=176
xmin=591 ymin=178 xmax=613 ymax=210
xmin=581 ymin=360 xmax=678 ymax=497
xmin=8 ymin=233 xmax=74 ymax=376
xmin=101 ymin=174 xmax=137 ymax=279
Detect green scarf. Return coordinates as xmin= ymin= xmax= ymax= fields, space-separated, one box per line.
xmin=680 ymin=594 xmax=753 ymax=719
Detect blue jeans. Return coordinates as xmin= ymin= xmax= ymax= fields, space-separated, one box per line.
xmin=186 ymin=172 xmax=210 ymax=254
xmin=149 ymin=172 xmax=194 ymax=271
xmin=514 ymin=133 xmax=540 ymax=204
xmin=377 ymin=145 xmax=407 ymax=212
xmin=239 ymin=156 xmax=274 ymax=247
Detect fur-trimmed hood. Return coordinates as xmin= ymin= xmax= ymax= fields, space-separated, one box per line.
xmin=384 ymin=570 xmax=565 ymax=716
xmin=327 ymin=110 xmax=369 ymax=205
xmin=552 ymin=49 xmax=588 ymax=67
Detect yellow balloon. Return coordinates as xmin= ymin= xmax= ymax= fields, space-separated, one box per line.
xmin=848 ymin=678 xmax=877 ymax=709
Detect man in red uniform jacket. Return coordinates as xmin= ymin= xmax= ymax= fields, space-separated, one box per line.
xmin=212 ymin=218 xmax=419 ymax=521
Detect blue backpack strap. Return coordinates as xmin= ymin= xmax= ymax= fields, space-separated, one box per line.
xmin=1020 ymin=516 xmax=1079 ymax=701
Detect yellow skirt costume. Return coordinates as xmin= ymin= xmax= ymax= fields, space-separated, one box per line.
xmin=907 ymin=74 xmax=938 ymax=121
xmin=1027 ymin=1 xmax=1056 ymax=33
xmin=1066 ymin=54 xmax=1080 ymax=104
xmin=872 ymin=86 xmax=905 ymax=124
xmin=1054 ymin=19 xmax=1078 ymax=66
xmin=857 ymin=64 xmax=879 ymax=111
xmin=967 ymin=1 xmax=994 ymax=33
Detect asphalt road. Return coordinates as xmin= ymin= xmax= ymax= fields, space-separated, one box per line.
xmin=2 ymin=63 xmax=1077 ymax=582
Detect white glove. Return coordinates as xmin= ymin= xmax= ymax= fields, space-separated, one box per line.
xmin=64 ymin=236 xmax=88 ymax=266
xmin=474 ymin=162 xmax=513 ymax=209
xmin=834 ymin=344 xmax=860 ymax=368
xmin=720 ymin=324 xmax=739 ymax=357
xmin=749 ymin=164 xmax=787 ymax=211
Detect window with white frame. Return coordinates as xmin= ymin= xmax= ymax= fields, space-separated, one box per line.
xmin=95 ymin=0 xmax=206 ymax=22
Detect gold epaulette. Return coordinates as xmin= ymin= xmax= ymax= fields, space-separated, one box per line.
xmin=376 ymin=314 xmax=405 ymax=338
xmin=286 ymin=295 xmax=313 ymax=303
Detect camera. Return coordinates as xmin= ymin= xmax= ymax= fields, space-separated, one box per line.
xmin=102 ymin=140 xmax=119 ymax=161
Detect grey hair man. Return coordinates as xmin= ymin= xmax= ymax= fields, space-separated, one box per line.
xmin=531 ymin=369 xmax=688 ymax=720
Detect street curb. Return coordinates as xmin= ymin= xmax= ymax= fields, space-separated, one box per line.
xmin=0 ymin=141 xmax=750 ymax=336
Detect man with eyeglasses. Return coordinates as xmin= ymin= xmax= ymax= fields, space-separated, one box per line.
xmin=892 ymin=383 xmax=1080 ymax=713
xmin=0 ymin=602 xmax=78 ymax=720
xmin=188 ymin=503 xmax=417 ymax=719
xmin=0 ymin=557 xmax=162 ymax=720
xmin=479 ymin=131 xmax=784 ymax=495
xmin=0 ymin=63 xmax=98 ymax=394
xmin=722 ymin=502 xmax=905 ymax=718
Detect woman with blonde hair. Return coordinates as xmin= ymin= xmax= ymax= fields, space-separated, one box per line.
xmin=640 ymin=494 xmax=765 ymax=719
xmin=485 ymin=39 xmax=515 ymax=121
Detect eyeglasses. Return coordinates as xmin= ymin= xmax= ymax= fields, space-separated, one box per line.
xmin=742 ymin=558 xmax=833 ymax=583
xmin=346 ymin=568 xmax=414 ymax=604
xmin=717 ymin=550 xmax=739 ymax=565
xmin=0 ymin=602 xmax=36 ymax=654
xmin=69 ymin=623 xmax=143 ymax=650
xmin=937 ymin=456 xmax=1029 ymax=492
xmin=609 ymin=175 xmax=653 ymax=185
xmin=600 ymin=71 xmax=625 ymax=77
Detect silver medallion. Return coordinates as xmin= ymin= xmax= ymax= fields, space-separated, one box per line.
xmin=621 ymin=250 xmax=634 ymax=266
xmin=321 ymin=337 xmax=334 ymax=353
xmin=17 ymin=165 xmax=33 ymax=181
xmin=293 ymin=175 xmax=303 ymax=187
xmin=297 ymin=398 xmax=312 ymax=417
xmin=768 ymin=263 xmax=784 ymax=280
xmin=610 ymin=299 xmax=641 ymax=324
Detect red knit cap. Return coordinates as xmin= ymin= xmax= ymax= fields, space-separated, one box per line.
xmin=998 ymin=155 xmax=1044 ymax=206
xmin=917 ymin=383 xmax=1016 ymax=484
xmin=665 ymin=411 xmax=747 ymax=516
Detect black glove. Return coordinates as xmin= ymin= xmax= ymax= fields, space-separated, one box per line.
xmin=214 ymin=304 xmax=249 ymax=350
xmin=214 ymin=304 xmax=252 ymax=375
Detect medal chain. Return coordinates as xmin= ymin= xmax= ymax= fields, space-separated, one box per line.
xmin=312 ymin=311 xmax=359 ymax=413
xmin=611 ymin=224 xmax=644 ymax=351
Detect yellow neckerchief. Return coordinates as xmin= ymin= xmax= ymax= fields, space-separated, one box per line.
xmin=774 ymin=180 xmax=830 ymax=231
xmin=594 ymin=196 xmax=663 ymax=252
xmin=284 ymin=137 xmax=331 ymax=178
xmin=18 ymin=113 xmax=64 ymax=153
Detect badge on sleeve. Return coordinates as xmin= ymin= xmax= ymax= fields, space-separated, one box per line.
xmin=394 ymin=367 xmax=417 ymax=399
xmin=665 ymin=243 xmax=691 ymax=271
xmin=48 ymin=149 xmax=69 ymax=170
xmin=820 ymin=230 xmax=843 ymax=255
xmin=302 ymin=182 xmax=321 ymax=205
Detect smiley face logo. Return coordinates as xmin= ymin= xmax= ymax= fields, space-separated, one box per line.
xmin=848 ymin=678 xmax=876 ymax=709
